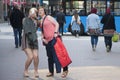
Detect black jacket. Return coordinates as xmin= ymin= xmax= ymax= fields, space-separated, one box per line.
xmin=101 ymin=14 xmax=116 ymax=31
xmin=56 ymin=11 xmax=66 ymax=24
xmin=10 ymin=8 xmax=24 ymax=28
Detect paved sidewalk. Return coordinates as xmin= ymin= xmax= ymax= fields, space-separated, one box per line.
xmin=25 ymin=66 xmax=120 ymax=80
xmin=1 ymin=23 xmax=120 ymax=80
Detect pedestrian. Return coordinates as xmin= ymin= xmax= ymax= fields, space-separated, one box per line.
xmin=86 ymin=8 xmax=100 ymax=51
xmin=56 ymin=8 xmax=66 ymax=35
xmin=101 ymin=8 xmax=116 ymax=52
xmin=71 ymin=10 xmax=81 ymax=37
xmin=38 ymin=6 xmax=69 ymax=78
xmin=10 ymin=5 xmax=25 ymax=48
xmin=21 ymin=8 xmax=39 ymax=77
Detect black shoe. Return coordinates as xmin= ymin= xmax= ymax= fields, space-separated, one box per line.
xmin=15 ymin=46 xmax=18 ymax=48
xmin=106 ymin=45 xmax=110 ymax=52
xmin=19 ymin=45 xmax=21 ymax=47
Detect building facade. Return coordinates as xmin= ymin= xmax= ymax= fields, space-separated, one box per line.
xmin=0 ymin=0 xmax=3 ymax=22
xmin=0 ymin=0 xmax=43 ymax=22
xmin=46 ymin=0 xmax=120 ymax=16
xmin=1 ymin=0 xmax=120 ymax=22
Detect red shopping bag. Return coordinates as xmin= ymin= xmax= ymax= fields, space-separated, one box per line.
xmin=54 ymin=37 xmax=72 ymax=67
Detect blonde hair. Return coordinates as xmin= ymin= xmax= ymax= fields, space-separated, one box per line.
xmin=29 ymin=8 xmax=37 ymax=16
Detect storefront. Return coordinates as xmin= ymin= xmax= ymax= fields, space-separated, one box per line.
xmin=2 ymin=0 xmax=27 ymax=21
xmin=46 ymin=0 xmax=120 ymax=16
xmin=62 ymin=0 xmax=120 ymax=16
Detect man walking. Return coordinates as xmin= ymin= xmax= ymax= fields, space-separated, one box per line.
xmin=10 ymin=5 xmax=24 ymax=48
xmin=56 ymin=8 xmax=66 ymax=35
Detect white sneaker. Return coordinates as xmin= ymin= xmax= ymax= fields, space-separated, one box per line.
xmin=93 ymin=45 xmax=96 ymax=51
xmin=106 ymin=45 xmax=110 ymax=52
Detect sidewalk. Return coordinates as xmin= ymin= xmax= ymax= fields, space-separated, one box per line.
xmin=23 ymin=66 xmax=120 ymax=80
xmin=1 ymin=23 xmax=120 ymax=80
xmin=0 ymin=23 xmax=14 ymax=39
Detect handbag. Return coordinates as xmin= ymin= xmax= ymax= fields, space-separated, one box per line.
xmin=103 ymin=29 xmax=115 ymax=36
xmin=54 ymin=37 xmax=72 ymax=67
xmin=112 ymin=32 xmax=119 ymax=42
xmin=88 ymin=28 xmax=101 ymax=35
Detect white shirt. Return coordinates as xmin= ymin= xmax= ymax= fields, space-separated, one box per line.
xmin=71 ymin=15 xmax=81 ymax=25
xmin=86 ymin=13 xmax=100 ymax=31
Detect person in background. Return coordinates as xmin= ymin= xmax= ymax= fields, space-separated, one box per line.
xmin=38 ymin=6 xmax=69 ymax=78
xmin=10 ymin=5 xmax=25 ymax=48
xmin=71 ymin=10 xmax=81 ymax=37
xmin=101 ymin=8 xmax=116 ymax=52
xmin=86 ymin=8 xmax=100 ymax=51
xmin=56 ymin=8 xmax=66 ymax=35
xmin=21 ymin=8 xmax=39 ymax=77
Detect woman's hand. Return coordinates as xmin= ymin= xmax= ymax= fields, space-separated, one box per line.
xmin=77 ymin=21 xmax=81 ymax=25
xmin=54 ymin=32 xmax=59 ymax=38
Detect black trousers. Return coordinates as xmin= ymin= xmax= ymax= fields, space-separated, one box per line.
xmin=45 ymin=38 xmax=61 ymax=73
xmin=104 ymin=36 xmax=112 ymax=50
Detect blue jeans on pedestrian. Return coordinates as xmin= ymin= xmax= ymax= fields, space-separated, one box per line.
xmin=59 ymin=23 xmax=64 ymax=35
xmin=91 ymin=35 xmax=98 ymax=47
xmin=13 ymin=28 xmax=22 ymax=47
xmin=45 ymin=38 xmax=61 ymax=74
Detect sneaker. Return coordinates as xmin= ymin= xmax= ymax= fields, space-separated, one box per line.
xmin=76 ymin=34 xmax=79 ymax=37
xmin=92 ymin=45 xmax=96 ymax=51
xmin=15 ymin=45 xmax=18 ymax=48
xmin=106 ymin=45 xmax=110 ymax=52
xmin=92 ymin=47 xmax=95 ymax=51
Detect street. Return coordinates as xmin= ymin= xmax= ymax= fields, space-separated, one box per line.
xmin=0 ymin=23 xmax=120 ymax=80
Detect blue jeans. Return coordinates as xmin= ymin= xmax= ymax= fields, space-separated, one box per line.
xmin=59 ymin=23 xmax=64 ymax=35
xmin=45 ymin=38 xmax=61 ymax=73
xmin=13 ymin=28 xmax=22 ymax=47
xmin=91 ymin=35 xmax=98 ymax=47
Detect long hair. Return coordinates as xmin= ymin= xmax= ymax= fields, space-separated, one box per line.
xmin=73 ymin=10 xmax=78 ymax=21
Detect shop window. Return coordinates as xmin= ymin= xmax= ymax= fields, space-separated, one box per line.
xmin=66 ymin=1 xmax=85 ymax=15
xmin=114 ymin=1 xmax=120 ymax=15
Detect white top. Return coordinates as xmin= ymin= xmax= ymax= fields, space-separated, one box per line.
xmin=71 ymin=15 xmax=81 ymax=25
xmin=86 ymin=13 xmax=100 ymax=31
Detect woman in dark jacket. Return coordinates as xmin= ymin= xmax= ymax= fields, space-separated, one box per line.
xmin=101 ymin=8 xmax=116 ymax=52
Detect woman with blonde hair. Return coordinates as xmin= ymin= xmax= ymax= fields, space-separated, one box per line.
xmin=21 ymin=8 xmax=39 ymax=77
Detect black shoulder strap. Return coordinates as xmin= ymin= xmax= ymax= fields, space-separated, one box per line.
xmin=41 ymin=15 xmax=47 ymax=33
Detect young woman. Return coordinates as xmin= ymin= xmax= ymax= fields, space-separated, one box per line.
xmin=21 ymin=8 xmax=39 ymax=77
xmin=86 ymin=8 xmax=100 ymax=51
xmin=71 ymin=10 xmax=81 ymax=37
xmin=101 ymin=8 xmax=116 ymax=52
